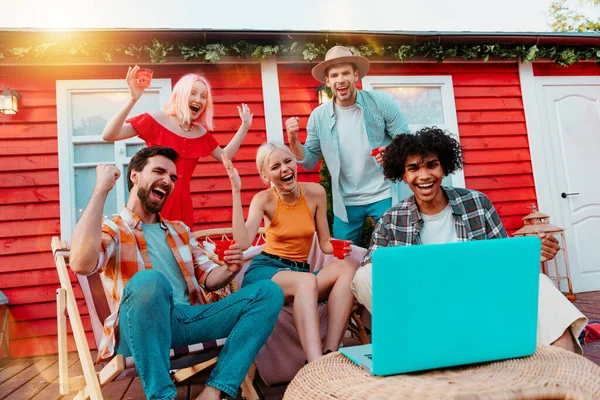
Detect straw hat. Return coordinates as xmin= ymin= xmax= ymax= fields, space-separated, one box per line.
xmin=311 ymin=46 xmax=370 ymax=84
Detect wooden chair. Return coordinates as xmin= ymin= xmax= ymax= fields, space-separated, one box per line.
xmin=52 ymin=236 xmax=260 ymax=400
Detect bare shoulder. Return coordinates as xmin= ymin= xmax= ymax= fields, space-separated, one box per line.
xmin=253 ymin=188 xmax=274 ymax=205
xmin=302 ymin=182 xmax=326 ymax=198
xmin=147 ymin=110 xmax=169 ymax=123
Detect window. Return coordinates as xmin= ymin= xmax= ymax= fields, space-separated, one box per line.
xmin=56 ymin=79 xmax=172 ymax=240
xmin=362 ymin=76 xmax=465 ymax=189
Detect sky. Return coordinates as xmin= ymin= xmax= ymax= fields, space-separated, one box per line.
xmin=1 ymin=0 xmax=598 ymax=32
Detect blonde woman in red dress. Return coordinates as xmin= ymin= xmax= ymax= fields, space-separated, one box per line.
xmin=102 ymin=65 xmax=253 ymax=229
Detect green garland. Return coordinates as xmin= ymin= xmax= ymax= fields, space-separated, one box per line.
xmin=0 ymin=39 xmax=599 ymax=66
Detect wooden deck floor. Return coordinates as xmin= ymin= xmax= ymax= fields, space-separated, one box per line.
xmin=1 ymin=291 xmax=599 ymax=400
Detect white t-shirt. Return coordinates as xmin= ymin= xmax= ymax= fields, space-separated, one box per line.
xmin=419 ymin=204 xmax=459 ymax=244
xmin=335 ymin=104 xmax=391 ymax=206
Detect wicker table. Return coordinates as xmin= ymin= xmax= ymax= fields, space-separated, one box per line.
xmin=284 ymin=345 xmax=600 ymax=399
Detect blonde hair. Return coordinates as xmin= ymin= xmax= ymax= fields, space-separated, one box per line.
xmin=256 ymin=141 xmax=295 ymax=181
xmin=164 ymin=73 xmax=214 ymax=131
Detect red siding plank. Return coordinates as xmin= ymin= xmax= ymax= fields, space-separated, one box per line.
xmin=0 ymin=219 xmax=60 ymax=239
xmin=465 ymin=162 xmax=533 ymax=177
xmin=483 ymin=188 xmax=537 ymax=203
xmin=9 ymin=300 xmax=89 ymax=322
xmin=463 ymin=149 xmax=531 ymax=164
xmin=453 ymin=86 xmax=522 ymax=98
xmin=0 ymin=170 xmax=58 ymax=188
xmin=457 ymin=111 xmax=525 ymax=123
xmin=0 ymin=155 xmax=58 ymax=171
xmin=451 ymin=74 xmax=521 ymax=86
xmin=1 ymin=268 xmax=70 ymax=289
xmin=10 ymin=316 xmax=92 ymax=339
xmin=0 ymin=186 xmax=59 ymax=205
xmin=455 ymin=98 xmax=524 ymax=111
xmin=465 ymin=175 xmax=535 ymax=190
xmin=0 ymin=252 xmax=55 ymax=273
xmin=2 ymin=284 xmax=83 ymax=306
xmin=0 ymin=123 xmax=58 ymax=139
xmin=1 ymin=234 xmax=57 ymax=255
xmin=1 ymin=107 xmax=57 ymax=124
xmin=458 ymin=123 xmax=528 ymax=137
xmin=460 ymin=136 xmax=530 ymax=150
xmin=10 ymin=332 xmax=96 ymax=358
xmin=495 ymin=201 xmax=539 ymax=217
xmin=0 ymin=202 xmax=60 ymax=222
xmin=0 ymin=139 xmax=58 ymax=156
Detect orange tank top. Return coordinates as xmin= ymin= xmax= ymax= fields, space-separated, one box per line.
xmin=262 ymin=184 xmax=316 ymax=262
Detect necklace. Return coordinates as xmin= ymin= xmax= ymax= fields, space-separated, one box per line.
xmin=277 ymin=184 xmax=299 ymax=195
xmin=176 ymin=118 xmax=193 ymax=132
xmin=275 ymin=184 xmax=300 ymax=207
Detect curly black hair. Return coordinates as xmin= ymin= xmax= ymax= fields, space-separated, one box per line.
xmin=383 ymin=127 xmax=463 ymax=182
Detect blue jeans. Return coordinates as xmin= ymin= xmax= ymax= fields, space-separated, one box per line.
xmin=333 ymin=197 xmax=392 ymax=245
xmin=115 ymin=270 xmax=283 ymax=399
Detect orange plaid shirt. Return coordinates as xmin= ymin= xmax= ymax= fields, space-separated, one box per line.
xmin=91 ymin=208 xmax=218 ymax=360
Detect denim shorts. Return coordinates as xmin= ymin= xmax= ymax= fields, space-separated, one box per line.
xmin=242 ymin=253 xmax=319 ymax=288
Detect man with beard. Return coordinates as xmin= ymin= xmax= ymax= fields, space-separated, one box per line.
xmin=286 ymin=45 xmax=410 ymax=245
xmin=69 ymin=146 xmax=283 ymax=400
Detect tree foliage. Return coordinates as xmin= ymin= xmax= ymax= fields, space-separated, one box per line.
xmin=549 ymin=0 xmax=600 ymax=32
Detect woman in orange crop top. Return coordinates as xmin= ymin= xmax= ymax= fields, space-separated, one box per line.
xmin=102 ymin=65 xmax=253 ymax=229
xmin=224 ymin=142 xmax=359 ymax=363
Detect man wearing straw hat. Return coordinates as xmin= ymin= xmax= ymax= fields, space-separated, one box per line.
xmin=69 ymin=146 xmax=283 ymax=400
xmin=286 ymin=45 xmax=410 ymax=245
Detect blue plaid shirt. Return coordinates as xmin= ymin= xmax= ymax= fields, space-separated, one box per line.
xmin=362 ymin=187 xmax=508 ymax=266
xmin=298 ymin=90 xmax=410 ymax=223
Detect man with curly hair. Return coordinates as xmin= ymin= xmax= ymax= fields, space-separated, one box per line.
xmin=351 ymin=127 xmax=588 ymax=353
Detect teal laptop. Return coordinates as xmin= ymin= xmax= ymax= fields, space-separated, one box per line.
xmin=340 ymin=237 xmax=540 ymax=376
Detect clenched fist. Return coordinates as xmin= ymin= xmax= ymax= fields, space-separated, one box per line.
xmin=285 ymin=117 xmax=300 ymax=141
xmin=95 ymin=164 xmax=121 ymax=194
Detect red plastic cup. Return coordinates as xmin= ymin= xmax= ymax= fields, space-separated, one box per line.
xmin=136 ymin=68 xmax=153 ymax=88
xmin=215 ymin=240 xmax=235 ymax=262
xmin=371 ymin=148 xmax=381 ymax=157
xmin=214 ymin=241 xmax=228 ymax=261
xmin=331 ymin=239 xmax=352 ymax=259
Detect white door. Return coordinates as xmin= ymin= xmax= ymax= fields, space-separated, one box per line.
xmin=536 ymin=77 xmax=600 ymax=293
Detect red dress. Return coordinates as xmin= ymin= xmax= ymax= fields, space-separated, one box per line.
xmin=127 ymin=113 xmax=219 ymax=229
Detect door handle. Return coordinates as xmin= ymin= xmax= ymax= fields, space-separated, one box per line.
xmin=561 ymin=192 xmax=579 ymax=198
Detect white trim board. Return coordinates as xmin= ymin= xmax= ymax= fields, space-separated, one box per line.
xmin=260 ymin=57 xmax=284 ymax=144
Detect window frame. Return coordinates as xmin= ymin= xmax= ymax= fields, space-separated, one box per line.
xmin=361 ymin=75 xmax=465 ymax=189
xmin=56 ymin=78 xmax=172 ymax=240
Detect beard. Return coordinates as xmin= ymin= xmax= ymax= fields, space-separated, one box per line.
xmin=137 ymin=184 xmax=169 ymax=214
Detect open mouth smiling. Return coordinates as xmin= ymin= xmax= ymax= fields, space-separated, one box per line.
xmin=150 ymin=185 xmax=169 ymax=202
xmin=281 ymin=173 xmax=294 ymax=183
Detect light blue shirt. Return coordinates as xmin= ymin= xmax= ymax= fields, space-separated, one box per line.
xmin=141 ymin=222 xmax=193 ymax=305
xmin=299 ymin=90 xmax=411 ymax=222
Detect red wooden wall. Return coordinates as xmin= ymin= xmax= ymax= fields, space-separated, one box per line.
xmin=0 ymin=62 xmax=266 ymax=358
xmin=277 ymin=62 xmax=536 ymax=234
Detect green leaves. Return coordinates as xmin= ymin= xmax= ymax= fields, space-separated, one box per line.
xmin=0 ymin=38 xmax=598 ymax=66
xmin=145 ymin=39 xmax=173 ymax=63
